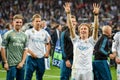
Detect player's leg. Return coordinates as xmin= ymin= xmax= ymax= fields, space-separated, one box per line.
xmin=36 ymin=57 xmax=45 ymax=80
xmin=25 ymin=56 xmax=36 ymax=80
xmin=16 ymin=65 xmax=25 ymax=80
xmin=60 ymin=60 xmax=72 ymax=80
xmin=6 ymin=66 xmax=17 ymax=80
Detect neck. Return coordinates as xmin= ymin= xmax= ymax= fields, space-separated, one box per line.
xmin=80 ymin=35 xmax=88 ymax=40
xmin=14 ymin=28 xmax=20 ymax=32
xmin=34 ymin=27 xmax=41 ymax=31
xmin=103 ymin=33 xmax=111 ymax=38
xmin=44 ymin=26 xmax=47 ymax=29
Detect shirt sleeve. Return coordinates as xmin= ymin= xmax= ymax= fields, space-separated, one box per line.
xmin=2 ymin=32 xmax=10 ymax=48
xmin=99 ymin=37 xmax=108 ymax=55
xmin=112 ymin=33 xmax=119 ymax=52
xmin=70 ymin=34 xmax=79 ymax=44
xmin=25 ymin=30 xmax=30 ymax=49
xmin=45 ymin=30 xmax=51 ymax=43
xmin=24 ymin=34 xmax=28 ymax=50
xmin=89 ymin=36 xmax=97 ymax=46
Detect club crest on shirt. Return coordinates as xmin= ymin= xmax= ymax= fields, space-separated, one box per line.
xmin=42 ymin=33 xmax=45 ymax=37
xmin=11 ymin=32 xmax=16 ymax=36
xmin=32 ymin=30 xmax=35 ymax=33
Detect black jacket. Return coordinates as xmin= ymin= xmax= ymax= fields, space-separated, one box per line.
xmin=62 ymin=28 xmax=73 ymax=61
xmin=94 ymin=34 xmax=112 ymax=60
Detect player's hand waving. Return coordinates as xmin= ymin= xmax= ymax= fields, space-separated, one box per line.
xmin=63 ymin=2 xmax=71 ymax=14
xmin=93 ymin=3 xmax=100 ymax=15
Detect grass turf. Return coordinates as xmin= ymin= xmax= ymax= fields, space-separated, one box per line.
xmin=0 ymin=63 xmax=117 ymax=80
xmin=0 ymin=64 xmax=60 ymax=80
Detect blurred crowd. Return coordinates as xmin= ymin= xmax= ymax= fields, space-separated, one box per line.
xmin=0 ymin=0 xmax=120 ymax=34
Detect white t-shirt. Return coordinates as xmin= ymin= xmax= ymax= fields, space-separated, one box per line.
xmin=71 ymin=35 xmax=96 ymax=72
xmin=25 ymin=28 xmax=50 ymax=58
xmin=112 ymin=32 xmax=120 ymax=57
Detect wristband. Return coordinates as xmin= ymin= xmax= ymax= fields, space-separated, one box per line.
xmin=94 ymin=14 xmax=98 ymax=16
xmin=67 ymin=12 xmax=71 ymax=14
xmin=4 ymin=61 xmax=8 ymax=64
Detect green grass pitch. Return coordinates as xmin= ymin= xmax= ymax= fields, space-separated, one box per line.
xmin=0 ymin=65 xmax=117 ymax=80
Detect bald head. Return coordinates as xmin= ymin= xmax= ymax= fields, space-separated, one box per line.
xmin=102 ymin=25 xmax=112 ymax=37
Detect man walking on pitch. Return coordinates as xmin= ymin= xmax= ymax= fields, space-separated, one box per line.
xmin=1 ymin=14 xmax=28 ymax=80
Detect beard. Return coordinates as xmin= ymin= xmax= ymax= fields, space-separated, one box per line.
xmin=15 ymin=25 xmax=22 ymax=31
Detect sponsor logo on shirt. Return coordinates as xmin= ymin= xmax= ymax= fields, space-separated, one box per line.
xmin=13 ymin=42 xmax=23 ymax=46
xmin=32 ymin=38 xmax=43 ymax=42
xmin=78 ymin=45 xmax=89 ymax=51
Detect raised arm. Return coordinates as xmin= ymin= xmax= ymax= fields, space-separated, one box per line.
xmin=92 ymin=3 xmax=100 ymax=40
xmin=63 ymin=2 xmax=75 ymax=38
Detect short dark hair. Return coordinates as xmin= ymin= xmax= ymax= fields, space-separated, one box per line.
xmin=54 ymin=24 xmax=60 ymax=29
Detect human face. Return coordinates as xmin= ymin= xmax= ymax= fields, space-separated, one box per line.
xmin=107 ymin=27 xmax=112 ymax=37
xmin=13 ymin=19 xmax=23 ymax=31
xmin=79 ymin=25 xmax=89 ymax=39
xmin=32 ymin=18 xmax=41 ymax=30
xmin=42 ymin=22 xmax=46 ymax=27
xmin=71 ymin=17 xmax=77 ymax=27
xmin=58 ymin=25 xmax=62 ymax=31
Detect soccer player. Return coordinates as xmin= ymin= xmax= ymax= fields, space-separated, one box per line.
xmin=1 ymin=14 xmax=28 ymax=80
xmin=93 ymin=25 xmax=112 ymax=80
xmin=64 ymin=2 xmax=99 ymax=80
xmin=25 ymin=14 xmax=51 ymax=80
xmin=112 ymin=29 xmax=120 ymax=80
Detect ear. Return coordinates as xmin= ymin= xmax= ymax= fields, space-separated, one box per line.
xmin=32 ymin=21 xmax=34 ymax=25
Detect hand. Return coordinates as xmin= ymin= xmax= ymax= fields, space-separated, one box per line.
xmin=63 ymin=2 xmax=71 ymax=13
xmin=44 ymin=52 xmax=49 ymax=58
xmin=17 ymin=62 xmax=24 ymax=69
xmin=115 ymin=57 xmax=120 ymax=64
xmin=31 ymin=53 xmax=38 ymax=58
xmin=28 ymin=49 xmax=38 ymax=58
xmin=66 ymin=60 xmax=71 ymax=68
xmin=109 ymin=54 xmax=116 ymax=59
xmin=4 ymin=63 xmax=9 ymax=71
xmin=93 ymin=3 xmax=100 ymax=15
